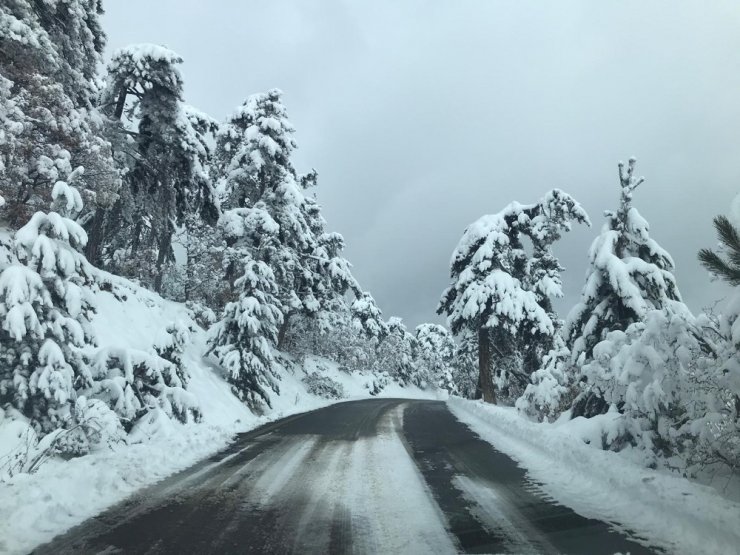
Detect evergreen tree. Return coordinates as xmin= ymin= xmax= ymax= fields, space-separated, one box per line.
xmin=451 ymin=330 xmax=479 ymax=399
xmin=698 ymin=215 xmax=740 ymax=286
xmin=416 ymin=323 xmax=457 ymax=393
xmin=0 ymin=0 xmax=119 ymax=229
xmin=439 ymin=189 xmax=588 ymax=404
xmin=565 ymin=159 xmax=682 ymax=416
xmin=376 ymin=317 xmax=424 ymax=387
xmin=0 ymin=179 xmax=200 ymax=439
xmin=0 ymin=177 xmax=95 ymax=432
xmin=515 ymin=335 xmax=576 ymax=421
xmin=98 ymin=45 xmax=217 ymax=291
xmin=207 ymin=255 xmax=283 ymax=410
xmin=697 ymin=210 xmax=740 ymax=468
xmin=351 ymin=292 xmax=388 ymax=343
xmin=214 ymin=89 xmax=324 ymax=342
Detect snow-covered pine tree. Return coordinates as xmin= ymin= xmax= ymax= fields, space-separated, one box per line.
xmin=565 ymin=159 xmax=682 ymax=416
xmin=376 ymin=317 xmax=425 ymax=387
xmin=214 ymin=89 xmax=325 ymax=344
xmin=351 ymin=292 xmax=388 ymax=343
xmin=439 ymin=189 xmax=588 ymax=404
xmin=0 ymin=178 xmax=201 ymax=442
xmin=415 ymin=323 xmax=457 ymax=393
xmin=451 ymin=329 xmax=480 ymax=398
xmin=579 ymin=306 xmax=714 ymax=462
xmin=515 ymin=335 xmax=577 ymax=421
xmin=0 ymin=177 xmax=95 ymax=432
xmin=0 ymin=0 xmax=119 ymax=229
xmin=207 ymin=255 xmax=283 ymax=410
xmin=98 ymin=45 xmax=217 ymax=291
xmin=696 ymin=210 xmax=740 ymax=469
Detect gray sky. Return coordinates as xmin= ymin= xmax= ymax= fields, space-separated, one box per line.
xmin=103 ymin=0 xmax=739 ymax=328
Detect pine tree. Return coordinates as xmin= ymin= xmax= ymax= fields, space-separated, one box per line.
xmin=0 ymin=0 xmax=119 ymax=229
xmin=214 ymin=89 xmax=324 ymax=344
xmin=0 ymin=179 xmax=200 ymax=439
xmin=98 ymin=45 xmax=217 ymax=291
xmin=565 ymin=159 xmax=682 ymax=416
xmin=452 ymin=330 xmax=480 ymax=398
xmin=0 ymin=177 xmax=96 ymax=432
xmin=697 ymin=210 xmax=740 ymax=467
xmin=416 ymin=323 xmax=457 ymax=393
xmin=376 ymin=317 xmax=424 ymax=387
xmin=698 ymin=215 xmax=740 ymax=286
xmin=439 ymin=189 xmax=588 ymax=404
xmin=351 ymin=292 xmax=388 ymax=343
xmin=515 ymin=335 xmax=576 ymax=421
xmin=207 ymin=255 xmax=283 ymax=410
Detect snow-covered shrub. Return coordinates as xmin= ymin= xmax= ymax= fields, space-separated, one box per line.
xmin=0 ymin=181 xmax=202 ymax=444
xmin=0 ymin=397 xmax=124 ymax=479
xmin=694 ymin=208 xmax=740 ymax=472
xmin=154 ymin=321 xmax=191 ymax=385
xmin=375 ymin=317 xmax=428 ymax=387
xmin=366 ymin=371 xmax=390 ymax=396
xmin=53 ymin=396 xmax=126 ymax=457
xmin=516 ymin=337 xmax=578 ymax=421
xmin=581 ymin=307 xmax=715 ymax=465
xmin=302 ymin=372 xmax=346 ymax=400
xmin=89 ymin=347 xmax=201 ymax=428
xmin=185 ymin=300 xmax=217 ymax=329
xmin=680 ymin=302 xmax=740 ymax=473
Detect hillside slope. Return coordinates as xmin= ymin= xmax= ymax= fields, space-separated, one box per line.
xmin=0 ymin=276 xmax=439 ymax=555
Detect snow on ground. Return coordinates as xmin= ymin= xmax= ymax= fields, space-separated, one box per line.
xmin=448 ymin=397 xmax=740 ymax=555
xmin=0 ymin=279 xmax=439 ymax=555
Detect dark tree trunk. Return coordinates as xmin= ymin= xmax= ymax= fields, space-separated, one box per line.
xmin=153 ymin=230 xmax=171 ymax=293
xmin=84 ymin=207 xmax=106 ymax=265
xmin=478 ymin=327 xmax=496 ymax=404
xmin=277 ymin=313 xmax=292 ymax=351
xmin=113 ymin=88 xmax=127 ymax=121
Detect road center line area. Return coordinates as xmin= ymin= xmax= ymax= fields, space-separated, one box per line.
xmin=34 ymin=399 xmax=659 ymax=555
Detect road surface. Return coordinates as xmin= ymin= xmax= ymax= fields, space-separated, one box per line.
xmin=35 ymin=399 xmax=658 ymax=554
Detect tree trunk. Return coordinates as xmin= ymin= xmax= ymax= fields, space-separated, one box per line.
xmin=153 ymin=229 xmax=171 ymax=293
xmin=113 ymin=88 xmax=127 ymax=121
xmin=84 ymin=207 xmax=106 ymax=265
xmin=277 ymin=313 xmax=292 ymax=351
xmin=478 ymin=327 xmax=496 ymax=404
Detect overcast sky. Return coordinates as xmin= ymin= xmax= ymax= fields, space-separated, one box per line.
xmin=103 ymin=0 xmax=739 ymax=328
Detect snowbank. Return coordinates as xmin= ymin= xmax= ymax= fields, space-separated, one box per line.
xmin=448 ymin=397 xmax=740 ymax=555
xmin=0 ymin=278 xmax=439 ymax=555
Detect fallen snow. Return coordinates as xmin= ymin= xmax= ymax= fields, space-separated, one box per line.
xmin=448 ymin=397 xmax=740 ymax=555
xmin=0 ymin=278 xmax=440 ymax=555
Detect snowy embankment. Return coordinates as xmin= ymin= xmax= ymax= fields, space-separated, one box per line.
xmin=448 ymin=397 xmax=740 ymax=555
xmin=0 ymin=280 xmax=437 ymax=555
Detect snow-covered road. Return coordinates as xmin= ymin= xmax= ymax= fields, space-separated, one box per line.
xmin=34 ymin=399 xmax=656 ymax=554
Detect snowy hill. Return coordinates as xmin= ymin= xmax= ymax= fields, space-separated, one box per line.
xmin=0 ymin=276 xmax=439 ymax=555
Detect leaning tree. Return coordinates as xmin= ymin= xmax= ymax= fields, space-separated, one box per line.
xmin=439 ymin=189 xmax=589 ymax=404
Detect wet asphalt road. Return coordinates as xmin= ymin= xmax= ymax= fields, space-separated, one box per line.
xmin=34 ymin=399 xmax=657 ymax=554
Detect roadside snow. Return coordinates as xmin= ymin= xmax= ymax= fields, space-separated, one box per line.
xmin=448 ymin=397 xmax=740 ymax=555
xmin=0 ymin=280 xmax=440 ymax=555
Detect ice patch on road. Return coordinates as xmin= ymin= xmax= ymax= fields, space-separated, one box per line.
xmin=345 ymin=405 xmax=456 ymax=554
xmin=453 ymin=475 xmax=549 ymax=554
xmin=224 ymin=403 xmax=458 ymax=554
